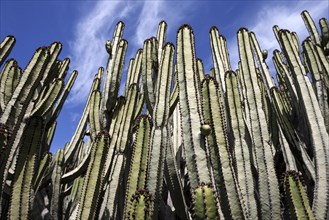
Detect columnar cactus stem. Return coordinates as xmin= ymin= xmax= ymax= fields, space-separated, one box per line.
xmin=89 ymin=90 xmax=102 ymax=140
xmin=156 ymin=21 xmax=167 ymax=64
xmin=301 ymin=10 xmax=321 ymax=45
xmin=164 ymin=125 xmax=189 ymax=220
xmin=40 ymin=42 xmax=63 ymax=85
xmin=50 ymin=149 xmax=64 ymax=219
xmin=0 ymin=11 xmax=328 ymax=220
xmin=124 ymin=116 xmax=151 ymax=219
xmin=283 ymin=171 xmax=314 ymax=219
xmin=124 ymin=59 xmax=135 ymax=96
xmin=9 ymin=117 xmax=44 ymax=220
xmin=193 ymin=183 xmax=218 ymax=220
xmin=117 ymin=83 xmax=139 ymax=153
xmin=249 ymin=32 xmax=275 ymax=93
xmin=64 ymin=68 xmax=102 ymax=163
xmin=102 ymin=38 xmax=127 ymax=129
xmin=101 ymin=21 xmax=124 ymax=116
xmin=238 ymin=28 xmax=281 ymax=219
xmin=270 ymin=87 xmax=315 ymax=181
xmin=201 ymin=76 xmax=244 ymax=219
xmin=291 ymin=32 xmax=301 ymax=54
xmin=0 ymin=46 xmax=50 ymax=127
xmin=100 ymin=153 xmax=125 ymax=219
xmin=196 ymin=59 xmax=205 ymax=82
xmin=302 ymin=40 xmax=329 ymax=132
xmin=131 ymin=49 xmax=143 ymax=86
xmin=176 ymin=24 xmax=212 ymax=190
xmin=142 ymin=38 xmax=157 ymax=114
xmin=319 ymin=18 xmax=329 ymax=54
xmin=209 ymin=26 xmax=230 ymax=91
xmin=77 ymin=132 xmax=109 ymax=219
xmin=0 ymin=59 xmax=21 ymax=113
xmin=47 ymin=70 xmax=78 ymax=126
xmin=146 ymin=43 xmax=174 ymax=219
xmin=279 ymin=29 xmax=329 ymax=219
xmin=278 ymin=127 xmax=297 ymax=172
xmin=225 ymin=70 xmax=258 ymax=219
xmin=31 ymin=78 xmax=64 ymax=117
xmin=103 ymin=96 xmax=126 ymax=177
xmin=0 ymin=35 xmax=16 ymax=66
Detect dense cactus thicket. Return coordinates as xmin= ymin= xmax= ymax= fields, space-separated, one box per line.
xmin=0 ymin=10 xmax=328 ymax=220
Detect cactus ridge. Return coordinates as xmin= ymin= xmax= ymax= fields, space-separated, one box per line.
xmin=0 ymin=35 xmax=16 ymax=66
xmin=142 ymin=38 xmax=156 ymax=114
xmin=124 ymin=115 xmax=151 ymax=218
xmin=301 ymin=10 xmax=321 ymax=45
xmin=128 ymin=189 xmax=151 ymax=220
xmin=0 ymin=59 xmax=21 ymax=112
xmin=76 ymin=132 xmax=109 ymax=219
xmin=33 ymin=152 xmax=52 ymax=192
xmin=89 ymin=90 xmax=102 ymax=139
xmin=102 ymin=21 xmax=125 ymax=116
xmin=105 ymin=39 xmax=127 ymax=116
xmin=210 ymin=26 xmax=227 ymax=91
xmin=31 ymin=78 xmax=64 ymax=117
xmin=50 ymin=149 xmax=64 ymax=219
xmin=0 ymin=47 xmax=50 ymax=127
xmin=9 ymin=116 xmax=44 ymax=220
xmin=283 ymin=170 xmax=314 ymax=219
xmin=192 ymin=183 xmax=218 ymax=220
xmin=225 ymin=70 xmax=258 ymax=219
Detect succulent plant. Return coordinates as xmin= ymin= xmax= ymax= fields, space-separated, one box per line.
xmin=0 ymin=10 xmax=328 ymax=220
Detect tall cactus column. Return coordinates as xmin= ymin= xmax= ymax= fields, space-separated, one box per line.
xmin=279 ymin=29 xmax=329 ymax=220
xmin=176 ymin=24 xmax=218 ymax=219
xmin=237 ymin=28 xmax=281 ymax=219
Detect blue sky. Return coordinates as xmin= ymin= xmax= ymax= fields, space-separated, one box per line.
xmin=1 ymin=0 xmax=328 ymax=153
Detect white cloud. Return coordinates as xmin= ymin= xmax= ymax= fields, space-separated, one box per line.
xmin=133 ymin=1 xmax=164 ymax=47
xmin=68 ymin=0 xmax=194 ymax=105
xmin=227 ymin=1 xmax=328 ymax=71
xmin=133 ymin=1 xmax=194 ymax=47
xmin=67 ymin=1 xmax=133 ymax=105
xmin=252 ymin=2 xmax=328 ymax=51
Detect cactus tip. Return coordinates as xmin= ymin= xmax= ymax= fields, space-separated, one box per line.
xmin=224 ymin=70 xmax=236 ymax=78
xmin=117 ymin=20 xmax=125 ymax=27
xmin=178 ymin=24 xmax=193 ymax=33
xmin=219 ymin=34 xmax=226 ymax=41
xmin=159 ymin=20 xmax=167 ymax=26
xmin=164 ymin=42 xmax=175 ymax=49
xmin=210 ymin=26 xmax=219 ymax=33
xmin=237 ymin=27 xmax=249 ymax=34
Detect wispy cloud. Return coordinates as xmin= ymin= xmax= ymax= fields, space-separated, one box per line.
xmin=67 ymin=1 xmax=133 ymax=105
xmin=133 ymin=1 xmax=164 ymax=47
xmin=68 ymin=0 xmax=194 ymax=105
xmin=227 ymin=1 xmax=328 ymax=71
xmin=251 ymin=1 xmax=328 ymax=52
xmin=132 ymin=1 xmax=193 ymax=47
xmin=69 ymin=0 xmax=194 ymax=101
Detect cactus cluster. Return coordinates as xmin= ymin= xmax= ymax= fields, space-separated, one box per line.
xmin=0 ymin=10 xmax=328 ymax=220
